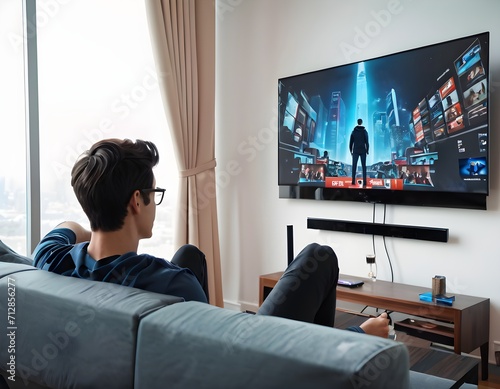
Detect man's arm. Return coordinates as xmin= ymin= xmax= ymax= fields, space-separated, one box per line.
xmin=56 ymin=221 xmax=91 ymax=243
xmin=33 ymin=221 xmax=90 ymax=269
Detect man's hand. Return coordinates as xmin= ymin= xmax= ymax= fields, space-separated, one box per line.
xmin=359 ymin=312 xmax=390 ymax=338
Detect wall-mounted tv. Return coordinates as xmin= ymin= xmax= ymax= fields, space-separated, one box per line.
xmin=278 ymin=32 xmax=489 ymax=210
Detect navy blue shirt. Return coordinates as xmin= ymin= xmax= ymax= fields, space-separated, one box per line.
xmin=33 ymin=228 xmax=207 ymax=303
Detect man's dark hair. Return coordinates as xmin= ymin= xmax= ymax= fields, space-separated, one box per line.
xmin=71 ymin=138 xmax=159 ymax=232
xmin=357 ymin=118 xmax=363 ymax=125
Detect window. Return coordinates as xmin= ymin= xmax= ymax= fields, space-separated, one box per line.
xmin=0 ymin=0 xmax=27 ymax=254
xmin=2 ymin=0 xmax=177 ymax=259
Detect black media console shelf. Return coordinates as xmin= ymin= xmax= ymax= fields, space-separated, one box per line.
xmin=307 ymin=218 xmax=449 ymax=243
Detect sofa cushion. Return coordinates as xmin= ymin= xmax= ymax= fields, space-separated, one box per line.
xmin=0 ymin=240 xmax=33 ymax=265
xmin=0 ymin=268 xmax=184 ymax=389
xmin=135 ymin=301 xmax=410 ymax=389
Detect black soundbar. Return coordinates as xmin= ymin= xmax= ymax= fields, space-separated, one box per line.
xmin=307 ymin=218 xmax=449 ymax=243
xmin=287 ymin=225 xmax=294 ymax=266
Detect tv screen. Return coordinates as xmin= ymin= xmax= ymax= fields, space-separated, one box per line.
xmin=278 ymin=32 xmax=489 ymax=210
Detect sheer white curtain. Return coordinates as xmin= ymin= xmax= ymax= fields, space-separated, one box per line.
xmin=145 ymin=0 xmax=223 ymax=306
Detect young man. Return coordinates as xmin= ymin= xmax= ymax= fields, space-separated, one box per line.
xmin=33 ymin=139 xmax=208 ymax=302
xmin=33 ymin=138 xmax=389 ymax=337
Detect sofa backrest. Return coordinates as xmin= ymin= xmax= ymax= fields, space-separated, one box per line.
xmin=0 ymin=263 xmax=183 ymax=389
xmin=135 ymin=301 xmax=410 ymax=389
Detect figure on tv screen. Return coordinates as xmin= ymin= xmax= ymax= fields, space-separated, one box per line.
xmin=467 ymin=161 xmax=485 ymax=176
xmin=446 ymin=106 xmax=459 ymax=122
xmin=466 ymin=89 xmax=480 ymax=106
xmin=467 ymin=65 xmax=484 ymax=82
xmin=322 ymin=150 xmax=329 ymax=164
xmin=349 ymin=118 xmax=369 ymax=187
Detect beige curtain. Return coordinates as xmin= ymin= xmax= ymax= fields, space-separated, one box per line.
xmin=145 ymin=0 xmax=223 ymax=307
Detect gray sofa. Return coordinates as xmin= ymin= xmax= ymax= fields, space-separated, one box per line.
xmin=0 ymin=242 xmax=477 ymax=389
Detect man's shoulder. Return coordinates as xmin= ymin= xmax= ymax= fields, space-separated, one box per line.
xmin=33 ymin=228 xmax=77 ymax=269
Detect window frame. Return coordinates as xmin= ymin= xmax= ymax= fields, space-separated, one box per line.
xmin=24 ymin=0 xmax=41 ymax=254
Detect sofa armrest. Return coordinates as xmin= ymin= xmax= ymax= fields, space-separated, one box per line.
xmin=135 ymin=301 xmax=410 ymax=389
xmin=0 ymin=240 xmax=33 ymax=265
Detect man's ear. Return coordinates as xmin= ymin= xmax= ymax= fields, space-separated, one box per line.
xmin=129 ymin=190 xmax=142 ymax=214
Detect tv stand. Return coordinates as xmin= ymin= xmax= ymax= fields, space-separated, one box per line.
xmin=259 ymin=272 xmax=490 ymax=380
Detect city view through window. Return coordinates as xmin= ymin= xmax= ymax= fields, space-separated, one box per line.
xmin=0 ymin=0 xmax=27 ymax=254
xmin=0 ymin=0 xmax=178 ymax=260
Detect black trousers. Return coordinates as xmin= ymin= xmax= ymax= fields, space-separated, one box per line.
xmin=257 ymin=243 xmax=339 ymax=327
xmin=172 ymin=242 xmax=339 ymax=327
xmin=171 ymin=244 xmax=210 ymax=302
xmin=352 ymin=152 xmax=367 ymax=185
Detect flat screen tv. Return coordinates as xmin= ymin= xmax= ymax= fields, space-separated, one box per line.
xmin=278 ymin=32 xmax=489 ymax=210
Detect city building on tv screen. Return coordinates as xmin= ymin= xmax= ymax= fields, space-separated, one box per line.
xmin=278 ymin=32 xmax=489 ymax=208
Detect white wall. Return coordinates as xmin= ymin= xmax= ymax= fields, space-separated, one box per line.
xmin=215 ymin=0 xmax=500 ymax=363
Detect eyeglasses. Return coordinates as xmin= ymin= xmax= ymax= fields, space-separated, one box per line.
xmin=140 ymin=187 xmax=166 ymax=205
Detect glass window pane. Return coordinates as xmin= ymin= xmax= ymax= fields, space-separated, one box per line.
xmin=0 ymin=0 xmax=27 ymax=254
xmin=37 ymin=0 xmax=177 ymax=259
